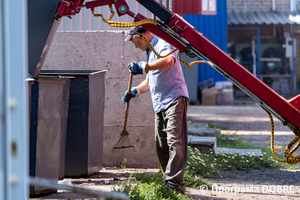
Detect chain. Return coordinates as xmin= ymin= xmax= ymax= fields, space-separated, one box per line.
xmin=268 ymin=112 xmax=300 ymax=164
xmin=92 ymin=8 xmax=157 ymax=27
xmin=92 ymin=8 xmax=207 ymax=68
xmin=139 ymin=35 xmax=207 ymax=68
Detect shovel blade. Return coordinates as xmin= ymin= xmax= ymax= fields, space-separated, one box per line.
xmin=113 ymin=131 xmax=134 ymax=149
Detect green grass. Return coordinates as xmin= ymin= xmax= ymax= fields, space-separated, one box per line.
xmin=114 ymin=122 xmax=299 ymax=199
xmin=207 ymin=122 xmax=260 ymax=149
xmin=208 ymin=122 xmax=300 ymax=170
xmin=215 ymin=130 xmax=260 ymax=149
xmin=187 ymin=147 xmax=279 ymax=178
xmin=121 ymin=158 xmax=128 ymax=169
xmin=113 ymin=173 xmax=193 ymax=200
xmin=114 ymin=145 xmax=286 ymax=198
xmin=184 ymin=171 xmax=212 ymax=189
xmin=262 ymin=147 xmax=300 ymax=170
xmin=207 ymin=122 xmax=230 ymax=130
xmin=113 ymin=167 xmax=211 ymax=200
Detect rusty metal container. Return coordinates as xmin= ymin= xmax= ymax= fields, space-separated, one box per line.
xmin=29 ymin=76 xmax=71 ymax=196
xmin=40 ymin=70 xmax=106 ymax=178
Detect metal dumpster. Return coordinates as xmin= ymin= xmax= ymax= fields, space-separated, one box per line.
xmin=29 ymin=76 xmax=72 ymax=196
xmin=40 ymin=70 xmax=106 ymax=177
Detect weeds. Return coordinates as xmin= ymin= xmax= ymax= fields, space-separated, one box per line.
xmin=262 ymin=147 xmax=300 ymax=170
xmin=209 ymin=122 xmax=299 ymax=170
xmin=215 ymin=130 xmax=261 ymax=149
xmin=121 ymin=158 xmax=127 ymax=169
xmin=208 ymin=122 xmax=229 ymax=130
xmin=184 ymin=171 xmax=212 ymax=189
xmin=114 ymin=122 xmax=299 ymax=199
xmin=187 ymin=147 xmax=280 ymax=178
xmin=114 ymin=173 xmax=192 ymax=200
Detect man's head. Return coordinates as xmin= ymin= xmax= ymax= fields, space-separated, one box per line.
xmin=124 ymin=26 xmax=152 ymax=51
xmin=124 ymin=26 xmax=148 ymax=41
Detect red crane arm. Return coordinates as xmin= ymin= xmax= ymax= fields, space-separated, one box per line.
xmin=56 ymin=0 xmax=300 ymax=135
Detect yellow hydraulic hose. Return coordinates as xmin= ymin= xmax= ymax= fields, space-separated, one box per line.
xmin=92 ymin=8 xmax=208 ymax=68
xmin=267 ymin=112 xmax=300 ymax=164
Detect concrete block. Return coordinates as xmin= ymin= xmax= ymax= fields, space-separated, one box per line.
xmin=43 ymin=32 xmax=75 ymax=70
xmin=43 ymin=32 xmax=96 ymax=70
xmin=104 ymin=78 xmax=154 ymax=127
xmin=103 ymin=126 xmax=158 ymax=168
xmin=216 ymin=147 xmax=262 ymax=157
xmin=188 ymin=135 xmax=216 ymax=153
xmin=94 ymin=31 xmax=125 ymax=79
xmin=71 ymin=31 xmax=96 ymax=70
xmin=188 ymin=127 xmax=220 ymax=136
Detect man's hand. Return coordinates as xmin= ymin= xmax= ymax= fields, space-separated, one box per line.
xmin=122 ymin=87 xmax=140 ymax=104
xmin=128 ymin=61 xmax=147 ymax=75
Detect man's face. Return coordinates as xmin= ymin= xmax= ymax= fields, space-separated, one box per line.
xmin=131 ymin=35 xmax=148 ymax=51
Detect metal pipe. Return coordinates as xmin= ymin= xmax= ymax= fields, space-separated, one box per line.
xmin=252 ymin=38 xmax=256 ymax=77
xmin=243 ymin=0 xmax=247 ymax=11
xmin=292 ymin=24 xmax=295 ymax=93
xmin=291 ymin=0 xmax=295 ymax=12
xmin=77 ymin=4 xmax=86 ymax=9
xmin=29 ymin=177 xmax=129 ymax=200
xmin=272 ymin=0 xmax=276 ymax=11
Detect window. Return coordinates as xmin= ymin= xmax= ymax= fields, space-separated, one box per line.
xmin=291 ymin=0 xmax=300 ymax=12
xmin=297 ymin=0 xmax=300 ymax=11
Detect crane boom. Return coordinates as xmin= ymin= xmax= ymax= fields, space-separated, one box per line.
xmin=54 ymin=0 xmax=300 ymax=136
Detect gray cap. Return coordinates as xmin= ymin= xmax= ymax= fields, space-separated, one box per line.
xmin=124 ymin=26 xmax=148 ymax=41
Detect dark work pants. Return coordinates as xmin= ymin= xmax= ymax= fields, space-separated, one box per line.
xmin=154 ymin=96 xmax=189 ymax=192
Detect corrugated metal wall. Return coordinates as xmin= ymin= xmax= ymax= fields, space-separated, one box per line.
xmin=58 ymin=0 xmax=173 ymax=31
xmin=182 ymin=0 xmax=228 ymax=83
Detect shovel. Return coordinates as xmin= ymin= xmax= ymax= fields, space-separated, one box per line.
xmin=113 ymin=73 xmax=134 ymax=149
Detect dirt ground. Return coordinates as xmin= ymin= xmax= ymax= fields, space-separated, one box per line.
xmin=185 ymin=103 xmax=300 ymax=200
xmin=30 ymin=101 xmax=300 ymax=200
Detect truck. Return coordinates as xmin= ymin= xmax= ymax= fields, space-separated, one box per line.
xmin=29 ymin=0 xmax=300 ymax=164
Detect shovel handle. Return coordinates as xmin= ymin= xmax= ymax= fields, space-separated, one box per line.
xmin=127 ymin=73 xmax=133 ymax=95
xmin=124 ymin=73 xmax=133 ymax=131
xmin=127 ymin=60 xmax=135 ymax=94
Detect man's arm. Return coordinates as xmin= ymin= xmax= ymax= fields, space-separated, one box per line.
xmin=145 ymin=56 xmax=175 ymax=73
xmin=137 ymin=79 xmax=150 ymax=94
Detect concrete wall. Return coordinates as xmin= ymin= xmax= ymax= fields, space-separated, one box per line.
xmin=227 ymin=0 xmax=290 ymax=12
xmin=43 ymin=31 xmax=158 ymax=168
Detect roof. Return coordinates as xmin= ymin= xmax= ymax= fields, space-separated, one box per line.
xmin=228 ymin=11 xmax=300 ymax=25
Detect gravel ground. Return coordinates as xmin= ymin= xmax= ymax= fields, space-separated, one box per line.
xmin=186 ymin=104 xmax=300 ymax=200
xmin=30 ymin=103 xmax=300 ymax=200
xmin=187 ymin=104 xmax=300 ymax=157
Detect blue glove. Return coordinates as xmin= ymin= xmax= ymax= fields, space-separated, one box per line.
xmin=128 ymin=61 xmax=147 ymax=75
xmin=122 ymin=87 xmax=140 ymax=104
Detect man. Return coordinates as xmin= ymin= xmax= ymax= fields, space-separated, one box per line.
xmin=122 ymin=26 xmax=189 ymax=194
